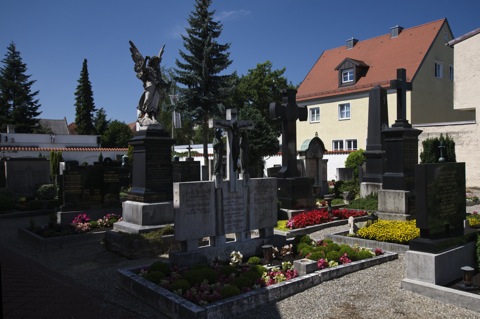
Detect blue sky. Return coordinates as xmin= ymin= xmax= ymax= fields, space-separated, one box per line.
xmin=1 ymin=0 xmax=479 ymax=126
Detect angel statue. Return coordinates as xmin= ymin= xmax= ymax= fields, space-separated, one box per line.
xmin=129 ymin=40 xmax=170 ymax=127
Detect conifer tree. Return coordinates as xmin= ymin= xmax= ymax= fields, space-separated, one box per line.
xmin=175 ymin=0 xmax=233 ymax=164
xmin=0 ymin=42 xmax=41 ymax=133
xmin=74 ymin=59 xmax=96 ymax=135
xmin=93 ymin=107 xmax=110 ymax=135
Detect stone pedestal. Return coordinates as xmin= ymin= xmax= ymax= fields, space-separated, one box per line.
xmin=377 ymin=189 xmax=414 ymax=220
xmin=127 ymin=126 xmax=174 ymax=202
xmin=360 ymin=182 xmax=382 ymax=198
xmin=113 ymin=200 xmax=173 ymax=234
xmin=277 ymin=177 xmax=315 ymax=209
xmin=382 ymin=123 xmax=422 ymax=192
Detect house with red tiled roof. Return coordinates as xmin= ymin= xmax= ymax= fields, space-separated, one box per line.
xmin=296 ymin=18 xmax=475 ymax=153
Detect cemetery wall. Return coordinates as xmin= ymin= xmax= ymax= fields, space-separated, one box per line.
xmin=0 ymin=132 xmax=99 ymax=148
xmin=416 ymin=121 xmax=480 ymax=188
xmin=1 ymin=149 xmax=128 ymax=166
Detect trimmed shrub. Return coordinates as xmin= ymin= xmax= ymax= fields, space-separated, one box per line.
xmin=345 ymin=149 xmax=365 ymax=180
xmin=171 ymin=279 xmax=190 ymax=294
xmin=247 ymin=256 xmax=261 ymax=265
xmin=143 ymin=271 xmax=165 ymax=284
xmin=420 ymin=133 xmax=456 ymax=163
xmin=149 ymin=262 xmax=172 ymax=275
xmin=233 ymin=275 xmax=253 ymax=290
xmin=220 ymin=285 xmax=241 ymax=299
xmin=36 ymin=184 xmax=57 ymax=200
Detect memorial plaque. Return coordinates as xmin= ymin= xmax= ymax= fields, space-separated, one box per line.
xmin=415 ymin=162 xmax=466 ymax=238
xmin=222 ymin=183 xmax=246 ymax=234
xmin=174 ymin=181 xmax=216 ymax=241
xmin=250 ymin=178 xmax=277 ymax=230
xmin=103 ymin=168 xmax=121 ymax=203
xmin=5 ymin=159 xmax=50 ymax=197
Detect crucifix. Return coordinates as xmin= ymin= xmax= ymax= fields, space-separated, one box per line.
xmin=211 ymin=109 xmax=254 ymax=190
xmin=390 ymin=68 xmax=412 ymax=127
xmin=269 ymin=89 xmax=308 ymax=178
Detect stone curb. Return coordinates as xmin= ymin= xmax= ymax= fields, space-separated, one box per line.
xmin=117 ymin=251 xmax=397 ymax=319
xmin=326 ymin=231 xmax=410 ymax=253
xmin=17 ymin=227 xmax=106 ymax=250
xmin=274 ymin=216 xmax=370 ymax=238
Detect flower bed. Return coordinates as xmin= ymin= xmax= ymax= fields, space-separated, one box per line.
xmin=119 ymin=249 xmax=397 ymax=319
xmin=286 ymin=208 xmax=368 ymax=229
xmin=356 ymin=219 xmax=419 ymax=244
xmin=467 ymin=212 xmax=480 ymax=228
xmin=18 ymin=212 xmax=122 ymax=250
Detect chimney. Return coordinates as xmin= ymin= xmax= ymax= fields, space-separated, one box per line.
xmin=390 ymin=25 xmax=404 ymax=38
xmin=346 ymin=37 xmax=358 ymax=49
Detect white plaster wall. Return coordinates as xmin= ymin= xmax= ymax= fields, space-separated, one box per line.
xmin=454 ymin=32 xmax=480 ymax=111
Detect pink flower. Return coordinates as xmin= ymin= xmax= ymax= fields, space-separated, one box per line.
xmin=339 ymin=253 xmax=351 ymax=265
xmin=374 ymin=248 xmax=384 ymax=256
xmin=317 ymin=258 xmax=328 ymax=269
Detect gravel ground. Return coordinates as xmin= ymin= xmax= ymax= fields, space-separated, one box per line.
xmin=2 ymin=207 xmax=480 ymax=319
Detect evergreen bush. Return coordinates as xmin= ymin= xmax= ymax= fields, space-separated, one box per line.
xmin=420 ymin=134 xmax=456 ymax=163
xmin=36 ymin=183 xmax=57 ymax=200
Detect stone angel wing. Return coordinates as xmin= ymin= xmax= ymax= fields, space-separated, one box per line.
xmin=129 ymin=40 xmax=145 ymax=74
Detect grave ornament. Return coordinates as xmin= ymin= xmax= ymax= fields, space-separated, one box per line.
xmin=129 ymin=40 xmax=170 ymax=127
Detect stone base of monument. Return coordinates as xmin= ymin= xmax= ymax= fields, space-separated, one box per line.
xmin=377 ymin=189 xmax=415 ymax=220
xmin=360 ymin=182 xmax=382 ymax=198
xmin=169 ymin=236 xmax=285 ymax=268
xmin=403 ymin=240 xmax=476 ymax=286
xmin=112 ymin=200 xmax=173 ymax=234
xmin=277 ymin=177 xmax=315 ymax=209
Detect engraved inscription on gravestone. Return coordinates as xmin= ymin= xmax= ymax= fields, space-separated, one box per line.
xmin=250 ymin=179 xmax=277 ymax=230
xmin=415 ymin=162 xmax=466 ymax=238
xmin=174 ymin=182 xmax=216 ymax=241
xmin=222 ymin=185 xmax=246 ymax=234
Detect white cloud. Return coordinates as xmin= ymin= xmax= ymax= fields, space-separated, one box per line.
xmin=216 ymin=9 xmax=250 ymax=22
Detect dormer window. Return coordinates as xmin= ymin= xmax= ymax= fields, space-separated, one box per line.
xmin=342 ymin=69 xmax=354 ymax=83
xmin=335 ymin=58 xmax=369 ymax=87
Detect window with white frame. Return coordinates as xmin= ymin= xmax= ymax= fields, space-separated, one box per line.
xmin=338 ymin=103 xmax=350 ymax=120
xmin=435 ymin=61 xmax=443 ymax=79
xmin=332 ymin=140 xmax=344 ymax=151
xmin=342 ymin=69 xmax=354 ymax=84
xmin=346 ymin=139 xmax=357 ymax=150
xmin=309 ymin=107 xmax=320 ymax=122
xmin=449 ymin=65 xmax=454 ymax=81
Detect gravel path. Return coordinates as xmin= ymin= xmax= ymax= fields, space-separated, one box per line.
xmin=1 ymin=209 xmax=480 ymax=319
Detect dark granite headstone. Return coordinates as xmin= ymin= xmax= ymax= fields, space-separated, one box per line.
xmin=269 ymin=89 xmax=314 ymax=209
xmin=0 ymin=161 xmax=5 ymax=187
xmin=363 ymin=85 xmax=388 ymax=183
xmin=382 ymin=68 xmax=422 ymax=191
xmin=409 ymin=162 xmax=471 ymax=253
xmin=415 ymin=163 xmax=466 ymax=238
xmin=269 ymin=89 xmax=308 ymax=178
xmin=127 ymin=127 xmax=175 ymax=202
xmin=172 ymin=160 xmax=201 ymax=182
xmin=5 ymin=158 xmax=50 ymax=198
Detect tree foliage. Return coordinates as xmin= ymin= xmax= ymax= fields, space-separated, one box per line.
xmin=94 ymin=107 xmax=110 ymax=136
xmin=420 ymin=134 xmax=456 ymax=163
xmin=174 ymin=0 xmax=232 ymax=163
xmin=0 ymin=42 xmax=41 ymax=133
xmin=74 ymin=59 xmax=96 ymax=135
xmin=234 ymin=61 xmax=289 ymax=133
xmin=345 ymin=149 xmax=365 ymax=180
xmin=101 ymin=120 xmax=133 ymax=148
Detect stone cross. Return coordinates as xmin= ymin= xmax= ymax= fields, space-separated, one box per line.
xmin=211 ymin=109 xmax=254 ymax=189
xmin=269 ymin=89 xmax=308 ymax=178
xmin=390 ymin=68 xmax=412 ymax=123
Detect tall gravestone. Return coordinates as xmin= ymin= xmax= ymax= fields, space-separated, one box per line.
xmin=378 ymin=69 xmax=422 ymax=219
xmin=402 ymin=161 xmax=476 ymax=286
xmin=304 ymin=134 xmax=328 ymax=197
xmin=361 ymin=85 xmax=388 ymax=197
xmin=113 ymin=126 xmax=175 ymax=233
xmin=270 ymin=89 xmax=314 ymax=209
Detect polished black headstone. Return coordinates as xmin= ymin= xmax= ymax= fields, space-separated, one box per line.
xmin=127 ymin=127 xmax=175 ymax=203
xmin=363 ymin=85 xmax=388 ymax=183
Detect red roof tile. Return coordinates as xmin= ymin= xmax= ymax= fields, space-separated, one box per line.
xmin=297 ymin=19 xmax=447 ymax=101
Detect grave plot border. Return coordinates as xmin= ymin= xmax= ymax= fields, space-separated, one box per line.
xmin=17 ymin=227 xmax=106 ymax=250
xmin=326 ymin=231 xmax=410 ymax=253
xmin=118 ymin=251 xmax=397 ymax=319
xmin=274 ymin=216 xmax=371 ymax=238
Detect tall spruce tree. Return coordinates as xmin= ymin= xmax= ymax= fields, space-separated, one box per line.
xmin=0 ymin=42 xmax=41 ymax=133
xmin=175 ymin=0 xmax=233 ymax=164
xmin=74 ymin=59 xmax=96 ymax=135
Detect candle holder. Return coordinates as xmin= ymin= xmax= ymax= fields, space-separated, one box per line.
xmin=262 ymin=244 xmax=273 ymax=264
